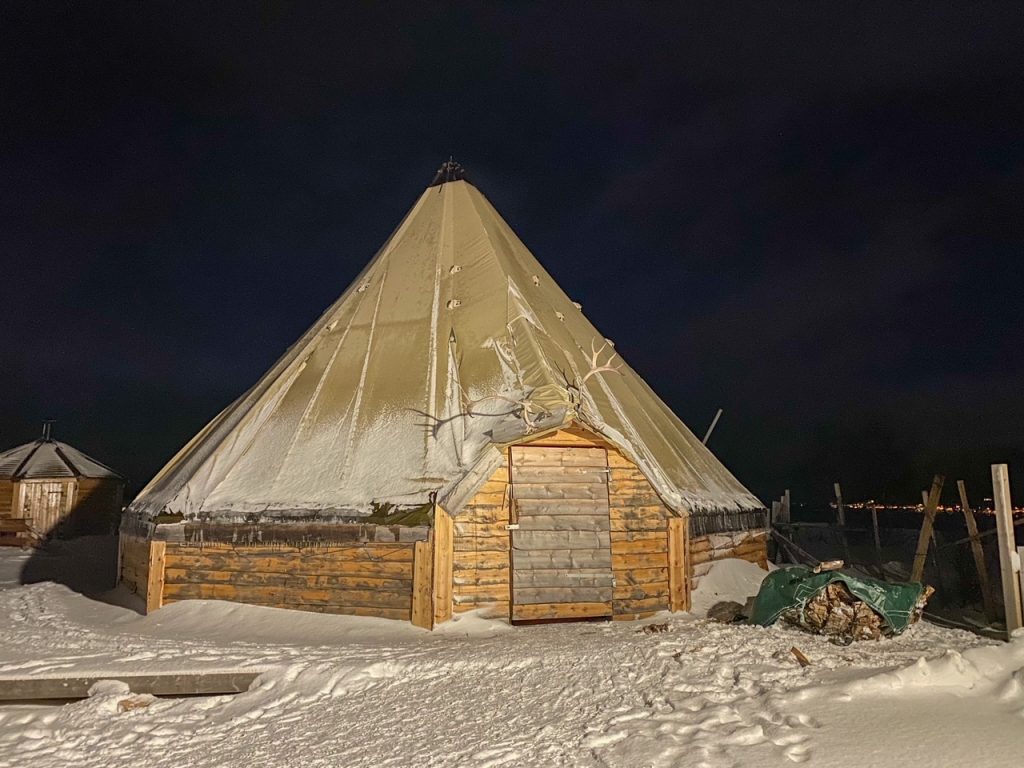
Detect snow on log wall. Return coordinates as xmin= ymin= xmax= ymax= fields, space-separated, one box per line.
xmin=160 ymin=542 xmax=418 ymax=621
xmin=451 ymin=426 xmax=678 ymax=621
xmin=689 ymin=530 xmax=769 ymax=591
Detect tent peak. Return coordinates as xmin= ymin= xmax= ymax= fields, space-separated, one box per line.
xmin=429 ymin=157 xmax=469 ymax=188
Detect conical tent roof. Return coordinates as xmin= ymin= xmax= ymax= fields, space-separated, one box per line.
xmin=130 ymin=163 xmax=761 ymax=525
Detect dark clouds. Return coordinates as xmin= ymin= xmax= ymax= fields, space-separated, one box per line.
xmin=2 ymin=3 xmax=1022 ymax=504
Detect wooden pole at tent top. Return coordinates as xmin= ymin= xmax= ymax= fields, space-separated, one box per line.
xmin=991 ymin=464 xmax=1022 ymax=638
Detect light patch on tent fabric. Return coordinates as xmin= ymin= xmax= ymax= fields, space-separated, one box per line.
xmin=572 ymin=301 xmax=582 ymax=310
xmin=555 ymin=311 xmax=565 ymax=322
xmin=446 ymin=299 xmax=461 ymax=309
xmin=449 ymin=265 xmax=462 ymax=274
xmin=531 ymin=274 xmax=540 ymax=286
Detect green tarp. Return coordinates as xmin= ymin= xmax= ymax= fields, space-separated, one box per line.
xmin=748 ymin=565 xmax=925 ymax=635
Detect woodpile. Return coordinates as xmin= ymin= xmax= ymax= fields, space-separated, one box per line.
xmin=781 ymin=582 xmax=934 ymax=643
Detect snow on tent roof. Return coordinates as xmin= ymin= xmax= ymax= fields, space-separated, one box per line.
xmin=0 ymin=439 xmax=123 ymax=480
xmin=128 ymin=161 xmax=763 ymax=523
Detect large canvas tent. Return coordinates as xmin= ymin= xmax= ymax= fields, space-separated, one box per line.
xmin=121 ymin=161 xmax=766 ymax=625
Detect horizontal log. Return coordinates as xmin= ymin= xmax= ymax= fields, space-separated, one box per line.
xmin=515 ymin=500 xmax=608 ymax=516
xmin=512 ymin=567 xmax=613 ymax=589
xmin=612 ymin=552 xmax=667 ymax=570
xmin=608 ymin=492 xmax=666 ymax=507
xmin=511 ymin=446 xmax=607 ymax=466
xmin=162 ymin=582 xmax=412 ymax=609
xmin=516 ymin=514 xmax=610 ymax=533
xmin=615 ymin=567 xmax=669 ymax=585
xmin=512 ymin=467 xmax=609 ymax=486
xmin=515 ymin=430 xmax=606 ymax=448
xmin=454 ymin=600 xmax=509 ymax=615
xmin=452 ymin=569 xmax=510 ymax=587
xmin=466 ymin=490 xmax=509 ymax=506
xmin=452 ymin=584 xmax=510 ymax=601
xmin=511 ymin=549 xmax=612 ymax=570
xmin=454 ymin=535 xmax=510 ymax=553
xmin=165 ymin=553 xmax=414 ymax=578
xmin=456 ymin=505 xmax=509 ymax=524
xmin=167 ymin=543 xmax=415 ymax=560
xmin=452 ymin=551 xmax=508 ymax=570
xmin=613 ymin=595 xmax=668 ymax=614
xmin=613 ymin=582 xmax=669 ymax=601
xmin=512 ymin=530 xmax=610 ymax=551
xmin=611 ymin=537 xmax=667 ymax=555
xmin=511 ymin=601 xmax=612 ymax=621
xmin=512 ymin=586 xmax=613 ymax=604
xmin=163 ymin=568 xmax=411 ymax=591
xmin=690 ymin=538 xmax=712 ymax=554
xmin=610 ymin=518 xmax=666 ymax=533
xmin=454 ymin=521 xmax=510 ymax=538
xmin=513 ymin=484 xmax=608 ymax=501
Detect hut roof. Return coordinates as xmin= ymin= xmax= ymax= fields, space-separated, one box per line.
xmin=0 ymin=438 xmax=123 ymax=481
xmin=128 ymin=161 xmax=762 ymax=523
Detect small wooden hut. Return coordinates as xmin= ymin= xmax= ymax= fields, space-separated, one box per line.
xmin=120 ymin=161 xmax=767 ymax=624
xmin=0 ymin=425 xmax=125 ymax=544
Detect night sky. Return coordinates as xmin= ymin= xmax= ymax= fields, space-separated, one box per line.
xmin=3 ymin=3 xmax=1023 ymax=506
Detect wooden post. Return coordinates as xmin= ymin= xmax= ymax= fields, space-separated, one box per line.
xmin=833 ymin=482 xmax=852 ymax=566
xmin=992 ymin=464 xmax=1022 ymax=637
xmin=667 ymin=517 xmax=687 ymax=612
xmin=145 ymin=540 xmax=166 ymax=614
xmin=957 ymin=480 xmax=998 ymax=622
xmin=431 ymin=505 xmax=454 ymax=626
xmin=782 ymin=489 xmax=791 ymax=524
xmin=911 ymin=475 xmax=944 ymax=583
xmin=869 ymin=501 xmax=883 ymax=570
xmin=411 ymin=539 xmax=434 ymax=629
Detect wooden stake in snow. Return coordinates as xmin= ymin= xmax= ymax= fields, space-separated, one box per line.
xmin=991 ymin=464 xmax=1022 ymax=637
xmin=957 ymin=480 xmax=997 ymax=622
xmin=869 ymin=501 xmax=883 ymax=570
xmin=790 ymin=647 xmax=811 ymax=667
xmin=911 ymin=475 xmax=944 ymax=583
xmin=833 ymin=483 xmax=852 ymax=567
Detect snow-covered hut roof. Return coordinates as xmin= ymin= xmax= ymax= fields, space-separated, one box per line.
xmin=0 ymin=438 xmax=123 ymax=481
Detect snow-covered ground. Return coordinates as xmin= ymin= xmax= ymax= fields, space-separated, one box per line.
xmin=1 ymin=551 xmax=1022 ymax=768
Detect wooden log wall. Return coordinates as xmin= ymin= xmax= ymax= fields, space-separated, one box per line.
xmin=0 ymin=480 xmax=14 ymax=518
xmin=606 ymin=443 xmax=674 ymax=620
xmin=689 ymin=529 xmax=769 ymax=590
xmin=120 ymin=534 xmax=152 ymax=599
xmin=160 ymin=542 xmax=418 ymax=621
xmin=451 ymin=424 xmax=680 ymax=622
xmin=452 ymin=464 xmax=512 ymax=617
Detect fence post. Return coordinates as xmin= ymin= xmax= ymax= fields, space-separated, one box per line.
xmin=991 ymin=464 xmax=1022 ymax=638
xmin=957 ymin=480 xmax=998 ymax=622
xmin=911 ymin=475 xmax=944 ymax=583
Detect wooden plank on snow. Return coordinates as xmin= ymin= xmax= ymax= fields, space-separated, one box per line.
xmin=0 ymin=672 xmax=261 ymax=701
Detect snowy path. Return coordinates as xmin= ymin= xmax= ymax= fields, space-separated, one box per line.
xmin=0 ymin=570 xmax=1022 ymax=767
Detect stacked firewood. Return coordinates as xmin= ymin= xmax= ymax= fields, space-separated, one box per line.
xmin=781 ymin=582 xmax=934 ymax=643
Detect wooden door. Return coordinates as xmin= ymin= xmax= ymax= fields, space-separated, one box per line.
xmin=509 ymin=445 xmax=614 ymax=621
xmin=22 ymin=481 xmax=73 ymax=534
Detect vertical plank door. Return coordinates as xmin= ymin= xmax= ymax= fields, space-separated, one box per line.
xmin=509 ymin=445 xmax=614 ymax=621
